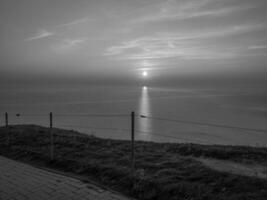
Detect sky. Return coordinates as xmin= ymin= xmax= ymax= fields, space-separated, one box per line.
xmin=1 ymin=0 xmax=267 ymax=86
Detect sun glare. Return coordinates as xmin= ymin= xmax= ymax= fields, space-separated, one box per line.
xmin=142 ymin=71 xmax=148 ymax=77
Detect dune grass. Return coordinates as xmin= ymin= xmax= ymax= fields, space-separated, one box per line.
xmin=0 ymin=125 xmax=267 ymax=200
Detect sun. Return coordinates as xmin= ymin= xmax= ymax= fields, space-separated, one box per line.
xmin=142 ymin=71 xmax=148 ymax=77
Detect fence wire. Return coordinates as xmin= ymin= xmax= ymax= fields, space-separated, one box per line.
xmin=139 ymin=114 xmax=267 ymax=134
xmin=2 ymin=112 xmax=267 ymax=145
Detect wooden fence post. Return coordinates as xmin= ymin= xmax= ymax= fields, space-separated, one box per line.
xmin=5 ymin=112 xmax=9 ymax=146
xmin=50 ymin=112 xmax=54 ymax=161
xmin=5 ymin=112 xmax=8 ymax=127
xmin=131 ymin=111 xmax=135 ymax=177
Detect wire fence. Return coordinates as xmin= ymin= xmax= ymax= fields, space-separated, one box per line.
xmin=2 ymin=111 xmax=267 ymax=184
xmin=140 ymin=115 xmax=267 ymax=134
xmin=2 ymin=112 xmax=267 ymax=145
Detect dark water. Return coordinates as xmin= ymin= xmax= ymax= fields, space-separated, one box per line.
xmin=1 ymin=84 xmax=267 ymax=146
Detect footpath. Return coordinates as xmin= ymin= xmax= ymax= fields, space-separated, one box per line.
xmin=0 ymin=156 xmax=131 ymax=200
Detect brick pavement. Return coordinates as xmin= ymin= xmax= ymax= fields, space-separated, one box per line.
xmin=0 ymin=156 xmax=131 ymax=200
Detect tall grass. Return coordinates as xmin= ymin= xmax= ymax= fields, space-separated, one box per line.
xmin=0 ymin=125 xmax=267 ymax=200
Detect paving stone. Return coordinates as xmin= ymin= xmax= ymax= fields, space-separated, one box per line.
xmin=0 ymin=156 xmax=132 ymax=200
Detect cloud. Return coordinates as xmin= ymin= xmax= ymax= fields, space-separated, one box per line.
xmin=104 ymin=23 xmax=264 ymax=60
xmin=248 ymin=45 xmax=267 ymax=50
xmin=104 ymin=38 xmax=235 ymax=60
xmin=56 ymin=17 xmax=92 ymax=27
xmin=52 ymin=37 xmax=88 ymax=53
xmin=24 ymin=17 xmax=92 ymax=42
xmin=25 ymin=29 xmax=54 ymax=41
xmin=132 ymin=0 xmax=257 ymax=24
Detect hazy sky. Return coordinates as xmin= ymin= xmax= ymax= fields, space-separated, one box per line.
xmin=1 ymin=0 xmax=267 ymax=85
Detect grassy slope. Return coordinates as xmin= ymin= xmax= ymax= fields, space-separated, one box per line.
xmin=0 ymin=125 xmax=267 ymax=200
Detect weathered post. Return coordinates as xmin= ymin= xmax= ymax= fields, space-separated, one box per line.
xmin=5 ymin=112 xmax=9 ymax=146
xmin=131 ymin=111 xmax=135 ymax=177
xmin=49 ymin=112 xmax=54 ymax=161
xmin=5 ymin=112 xmax=8 ymax=127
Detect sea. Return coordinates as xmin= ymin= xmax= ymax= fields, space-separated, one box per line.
xmin=1 ymin=84 xmax=267 ymax=146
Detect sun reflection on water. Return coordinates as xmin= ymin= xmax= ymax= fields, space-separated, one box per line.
xmin=138 ymin=86 xmax=152 ymax=141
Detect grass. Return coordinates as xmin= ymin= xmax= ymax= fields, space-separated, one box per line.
xmin=0 ymin=125 xmax=267 ymax=200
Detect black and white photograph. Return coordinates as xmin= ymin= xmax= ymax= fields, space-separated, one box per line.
xmin=0 ymin=0 xmax=267 ymax=199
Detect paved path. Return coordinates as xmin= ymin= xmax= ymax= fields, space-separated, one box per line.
xmin=0 ymin=156 xmax=131 ymax=200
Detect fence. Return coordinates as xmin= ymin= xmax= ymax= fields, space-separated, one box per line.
xmin=2 ymin=111 xmax=267 ymax=177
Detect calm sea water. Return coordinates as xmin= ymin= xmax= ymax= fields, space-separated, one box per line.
xmin=1 ymin=84 xmax=267 ymax=146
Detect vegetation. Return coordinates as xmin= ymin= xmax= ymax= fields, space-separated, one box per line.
xmin=0 ymin=125 xmax=267 ymax=200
